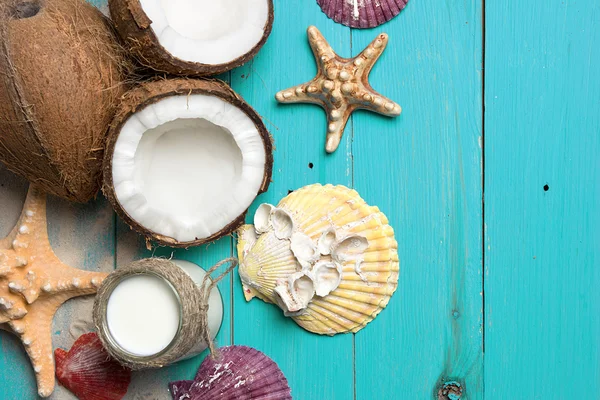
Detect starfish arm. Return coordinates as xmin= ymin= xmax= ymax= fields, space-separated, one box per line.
xmin=0 ymin=310 xmax=16 ymax=324
xmin=355 ymin=33 xmax=390 ymax=76
xmin=276 ymin=82 xmax=325 ymax=106
xmin=324 ymin=105 xmax=351 ymax=153
xmin=1 ymin=185 xmax=47 ymax=251
xmin=0 ymin=262 xmax=31 ymax=322
xmin=352 ymin=88 xmax=402 ymax=117
xmin=8 ymin=295 xmax=67 ymax=398
xmin=37 ymin=260 xmax=107 ymax=297
xmin=307 ymin=26 xmax=337 ymax=70
xmin=0 ymin=302 xmax=29 ymax=322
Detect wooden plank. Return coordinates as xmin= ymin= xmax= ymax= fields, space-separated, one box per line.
xmin=353 ymin=1 xmax=484 ymax=399
xmin=484 ymin=0 xmax=600 ymax=398
xmin=230 ymin=2 xmax=355 ymax=399
xmin=0 ymin=165 xmax=116 ymax=400
xmin=115 ymin=74 xmax=234 ymax=400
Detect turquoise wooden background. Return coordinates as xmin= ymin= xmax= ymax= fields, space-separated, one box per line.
xmin=0 ymin=0 xmax=598 ymax=398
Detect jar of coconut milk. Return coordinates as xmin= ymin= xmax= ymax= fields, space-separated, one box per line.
xmin=93 ymin=258 xmax=234 ymax=369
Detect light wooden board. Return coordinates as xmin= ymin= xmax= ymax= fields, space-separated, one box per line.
xmin=1 ymin=0 xmax=599 ymax=399
xmin=0 ymin=165 xmax=115 ymax=399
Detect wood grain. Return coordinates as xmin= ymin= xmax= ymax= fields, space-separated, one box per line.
xmin=352 ymin=0 xmax=483 ymax=398
xmin=484 ymin=0 xmax=600 ymax=398
xmin=230 ymin=3 xmax=355 ymax=399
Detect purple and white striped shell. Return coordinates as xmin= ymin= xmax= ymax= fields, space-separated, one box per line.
xmin=317 ymin=0 xmax=409 ymax=29
xmin=169 ymin=346 xmax=292 ymax=400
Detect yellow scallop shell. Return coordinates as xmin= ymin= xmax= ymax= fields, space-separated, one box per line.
xmin=237 ymin=184 xmax=399 ymax=335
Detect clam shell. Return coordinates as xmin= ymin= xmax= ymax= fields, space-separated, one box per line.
xmin=238 ymin=228 xmax=300 ymax=303
xmin=237 ymin=184 xmax=399 ymax=335
xmin=169 ymin=345 xmax=292 ymax=400
xmin=317 ymin=0 xmax=409 ymax=29
xmin=55 ymin=333 xmax=131 ymax=400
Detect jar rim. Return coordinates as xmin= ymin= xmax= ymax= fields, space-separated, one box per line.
xmin=97 ymin=270 xmax=184 ymax=362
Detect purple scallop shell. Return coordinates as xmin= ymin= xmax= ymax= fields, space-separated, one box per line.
xmin=170 ymin=380 xmax=195 ymax=399
xmin=169 ymin=346 xmax=292 ymax=400
xmin=317 ymin=0 xmax=409 ymax=29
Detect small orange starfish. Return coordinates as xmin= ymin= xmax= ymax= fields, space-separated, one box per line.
xmin=0 ymin=186 xmax=108 ymax=397
xmin=276 ymin=26 xmax=402 ymax=153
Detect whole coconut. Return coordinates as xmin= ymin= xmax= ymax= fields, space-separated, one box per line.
xmin=0 ymin=0 xmax=127 ymax=202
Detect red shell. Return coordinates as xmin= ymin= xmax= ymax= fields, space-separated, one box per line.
xmin=55 ymin=333 xmax=131 ymax=400
xmin=169 ymin=346 xmax=292 ymax=400
xmin=317 ymin=0 xmax=409 ymax=28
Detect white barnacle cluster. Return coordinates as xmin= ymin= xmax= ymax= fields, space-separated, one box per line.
xmin=251 ymin=203 xmax=368 ymax=316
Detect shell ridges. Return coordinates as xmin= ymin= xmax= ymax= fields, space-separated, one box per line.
xmin=237 ymin=184 xmax=399 ymax=335
xmin=169 ymin=345 xmax=291 ymax=400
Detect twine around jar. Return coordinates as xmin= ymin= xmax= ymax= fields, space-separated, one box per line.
xmin=93 ymin=257 xmax=238 ymax=370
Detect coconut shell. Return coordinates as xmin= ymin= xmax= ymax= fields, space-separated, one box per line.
xmin=103 ymin=78 xmax=274 ymax=248
xmin=0 ymin=0 xmax=126 ymax=203
xmin=108 ymin=0 xmax=274 ymax=76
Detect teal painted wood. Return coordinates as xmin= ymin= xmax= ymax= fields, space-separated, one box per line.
xmin=230 ymin=3 xmax=355 ymax=399
xmin=352 ymin=1 xmax=483 ymax=399
xmin=484 ymin=0 xmax=600 ymax=398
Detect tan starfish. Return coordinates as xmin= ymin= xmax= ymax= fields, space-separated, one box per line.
xmin=275 ymin=26 xmax=402 ymax=153
xmin=0 ymin=186 xmax=108 ymax=397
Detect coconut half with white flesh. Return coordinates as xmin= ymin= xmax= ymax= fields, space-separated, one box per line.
xmin=103 ymin=79 xmax=273 ymax=247
xmin=109 ymin=0 xmax=274 ymax=76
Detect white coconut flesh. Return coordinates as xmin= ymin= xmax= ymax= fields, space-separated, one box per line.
xmin=139 ymin=0 xmax=270 ymax=65
xmin=112 ymin=94 xmax=267 ymax=242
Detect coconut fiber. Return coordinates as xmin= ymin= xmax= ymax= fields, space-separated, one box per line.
xmin=0 ymin=0 xmax=127 ymax=202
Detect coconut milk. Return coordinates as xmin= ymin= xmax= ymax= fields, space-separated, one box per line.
xmin=105 ymin=259 xmax=223 ymax=358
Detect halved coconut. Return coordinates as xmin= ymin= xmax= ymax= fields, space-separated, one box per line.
xmin=103 ymin=79 xmax=273 ymax=247
xmin=109 ymin=0 xmax=274 ymax=76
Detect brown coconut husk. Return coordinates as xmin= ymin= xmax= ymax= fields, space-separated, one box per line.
xmin=0 ymin=0 xmax=131 ymax=202
xmin=102 ymin=78 xmax=274 ymax=248
xmin=108 ymin=0 xmax=274 ymax=76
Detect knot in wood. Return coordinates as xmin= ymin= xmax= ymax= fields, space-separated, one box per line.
xmin=437 ymin=381 xmax=463 ymax=400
